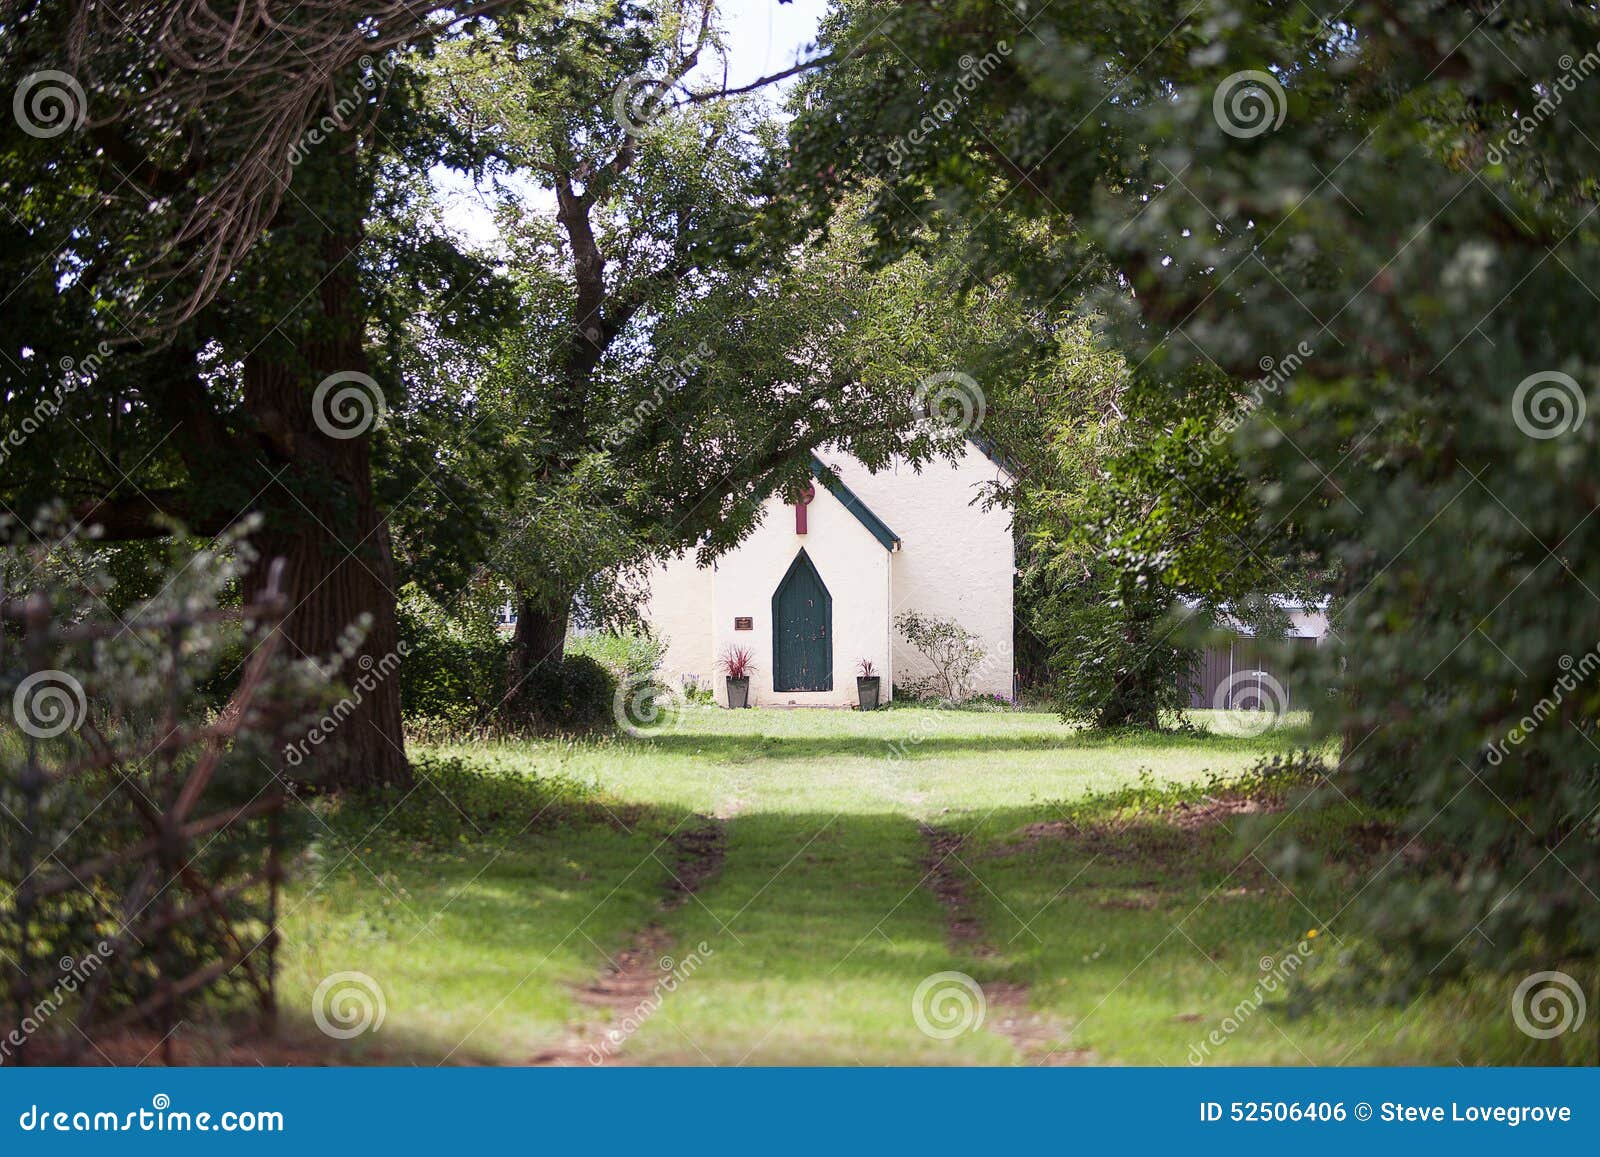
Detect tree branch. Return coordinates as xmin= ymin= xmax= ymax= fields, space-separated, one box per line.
xmin=679 ymin=54 xmax=836 ymax=105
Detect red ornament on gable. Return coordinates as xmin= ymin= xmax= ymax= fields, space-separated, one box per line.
xmin=794 ymin=485 xmax=815 ymax=534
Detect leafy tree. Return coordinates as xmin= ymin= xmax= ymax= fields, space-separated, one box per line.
xmin=787 ymin=0 xmax=1600 ymax=973
xmin=0 ymin=3 xmax=549 ymax=788
xmin=408 ymin=5 xmax=1038 ymax=712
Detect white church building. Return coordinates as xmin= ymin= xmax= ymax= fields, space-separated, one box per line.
xmin=641 ymin=440 xmax=1016 ymax=707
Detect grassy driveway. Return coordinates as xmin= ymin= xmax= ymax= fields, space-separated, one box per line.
xmin=269 ymin=708 xmax=1582 ymax=1065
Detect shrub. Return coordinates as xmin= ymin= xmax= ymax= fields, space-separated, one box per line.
xmin=894 ymin=611 xmax=985 ymax=701
xmin=396 ymin=585 xmax=510 ymax=734
xmin=568 ymin=630 xmax=666 ymax=686
xmin=0 ymin=516 xmax=326 ymax=1048
xmin=680 ymin=674 xmax=714 ymax=704
xmin=509 ymin=654 xmax=617 ymax=734
xmin=1047 ymin=583 xmax=1196 ymax=731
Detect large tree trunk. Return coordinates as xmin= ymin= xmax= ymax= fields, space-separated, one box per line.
xmin=241 ymin=357 xmax=410 ymax=791
xmin=511 ymin=591 xmax=571 ymax=678
xmin=240 ymin=154 xmax=410 ymax=792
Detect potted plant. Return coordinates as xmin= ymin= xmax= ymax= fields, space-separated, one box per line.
xmin=718 ymin=645 xmax=756 ymax=708
xmin=855 ymin=658 xmax=882 ymax=711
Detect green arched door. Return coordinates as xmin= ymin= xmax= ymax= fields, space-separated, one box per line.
xmin=772 ymin=550 xmax=833 ymax=692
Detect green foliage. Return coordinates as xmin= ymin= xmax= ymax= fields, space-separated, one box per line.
xmin=0 ymin=516 xmax=328 ymax=1042
xmin=994 ymin=320 xmax=1310 ymax=728
xmin=395 ymin=584 xmax=512 ymax=736
xmin=389 ymin=9 xmax=1025 ymax=664
xmin=894 ymin=611 xmax=986 ymax=701
xmin=395 ymin=590 xmax=639 ymax=739
xmin=787 ymin=0 xmax=1600 ymax=975
xmin=1047 ymin=750 xmax=1330 ymax=830
xmin=1046 ymin=586 xmax=1198 ymax=731
xmin=568 ymin=630 xmax=667 ymax=687
xmin=508 ymin=654 xmax=618 ymax=735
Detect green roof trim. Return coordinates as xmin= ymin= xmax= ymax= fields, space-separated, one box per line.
xmin=809 ymin=458 xmax=901 ymax=552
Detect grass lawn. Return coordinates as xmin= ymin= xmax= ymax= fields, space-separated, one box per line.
xmin=268 ymin=707 xmax=1590 ymax=1065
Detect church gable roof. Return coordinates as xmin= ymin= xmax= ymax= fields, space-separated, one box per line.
xmin=809 ymin=457 xmax=901 ymax=552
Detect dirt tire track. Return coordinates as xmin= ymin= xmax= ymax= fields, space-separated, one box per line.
xmin=920 ymin=824 xmax=1092 ymax=1065
xmin=529 ymin=816 xmax=726 ymax=1066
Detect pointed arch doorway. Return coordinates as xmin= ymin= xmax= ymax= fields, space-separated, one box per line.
xmin=772 ymin=549 xmax=833 ymax=692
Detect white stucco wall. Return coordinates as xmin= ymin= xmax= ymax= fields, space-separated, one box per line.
xmin=639 ymin=441 xmax=1016 ymax=707
xmin=709 ymin=483 xmax=892 ymax=707
xmin=641 ymin=550 xmax=715 ymax=696
xmin=825 ymin=442 xmax=1015 ymax=698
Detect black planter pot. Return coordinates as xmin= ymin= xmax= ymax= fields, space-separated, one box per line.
xmin=856 ymin=676 xmax=881 ymax=711
xmin=725 ymin=676 xmax=750 ymax=709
